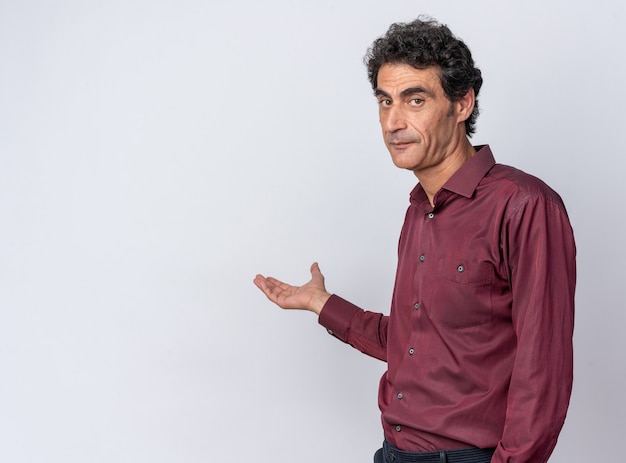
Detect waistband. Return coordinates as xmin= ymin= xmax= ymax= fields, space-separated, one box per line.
xmin=382 ymin=440 xmax=495 ymax=463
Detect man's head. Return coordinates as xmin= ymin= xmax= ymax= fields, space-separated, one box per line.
xmin=365 ymin=17 xmax=482 ymax=137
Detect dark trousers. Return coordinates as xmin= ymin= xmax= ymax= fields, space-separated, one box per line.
xmin=374 ymin=440 xmax=495 ymax=463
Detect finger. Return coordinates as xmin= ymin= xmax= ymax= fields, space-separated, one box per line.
xmin=255 ymin=277 xmax=285 ymax=302
xmin=254 ymin=275 xmax=285 ymax=292
xmin=253 ymin=275 xmax=269 ymax=291
xmin=264 ymin=276 xmax=289 ymax=289
xmin=256 ymin=280 xmax=283 ymax=302
xmin=310 ymin=262 xmax=324 ymax=282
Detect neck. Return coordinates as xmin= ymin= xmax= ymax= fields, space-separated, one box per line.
xmin=416 ymin=138 xmax=476 ymax=206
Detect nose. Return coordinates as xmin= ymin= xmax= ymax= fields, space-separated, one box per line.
xmin=380 ymin=104 xmax=407 ymax=133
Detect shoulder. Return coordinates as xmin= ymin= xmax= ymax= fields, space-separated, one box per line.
xmin=483 ymin=163 xmax=567 ymax=214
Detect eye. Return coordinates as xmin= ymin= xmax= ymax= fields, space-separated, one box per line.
xmin=409 ymin=98 xmax=424 ymax=105
xmin=378 ymin=99 xmax=392 ymax=107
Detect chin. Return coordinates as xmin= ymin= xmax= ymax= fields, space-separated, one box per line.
xmin=391 ymin=161 xmax=419 ymax=172
xmin=390 ymin=153 xmax=421 ymax=171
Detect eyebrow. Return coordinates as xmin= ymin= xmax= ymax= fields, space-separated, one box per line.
xmin=374 ymin=86 xmax=434 ymax=99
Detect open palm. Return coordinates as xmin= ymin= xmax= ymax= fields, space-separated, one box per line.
xmin=253 ymin=262 xmax=330 ymax=315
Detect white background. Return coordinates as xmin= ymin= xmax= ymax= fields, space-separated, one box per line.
xmin=1 ymin=1 xmax=624 ymax=461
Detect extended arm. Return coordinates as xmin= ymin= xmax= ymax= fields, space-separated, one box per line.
xmin=254 ymin=263 xmax=389 ymax=361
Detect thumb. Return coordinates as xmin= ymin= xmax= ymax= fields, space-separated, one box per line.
xmin=310 ymin=262 xmax=324 ymax=280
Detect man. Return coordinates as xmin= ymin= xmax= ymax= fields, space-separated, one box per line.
xmin=254 ymin=17 xmax=575 ymax=463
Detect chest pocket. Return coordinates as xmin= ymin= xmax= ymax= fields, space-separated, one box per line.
xmin=431 ymin=258 xmax=494 ymax=328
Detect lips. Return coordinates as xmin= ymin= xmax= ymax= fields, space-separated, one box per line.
xmin=387 ymin=136 xmax=417 ymax=145
xmin=389 ymin=140 xmax=414 ymax=150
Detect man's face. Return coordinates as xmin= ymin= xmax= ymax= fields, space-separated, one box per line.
xmin=375 ymin=63 xmax=468 ymax=175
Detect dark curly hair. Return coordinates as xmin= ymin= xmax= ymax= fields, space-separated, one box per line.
xmin=365 ymin=17 xmax=483 ymax=136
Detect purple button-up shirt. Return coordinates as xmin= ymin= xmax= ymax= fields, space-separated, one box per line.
xmin=319 ymin=145 xmax=576 ymax=462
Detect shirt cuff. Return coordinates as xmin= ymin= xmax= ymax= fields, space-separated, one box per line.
xmin=318 ymin=294 xmax=362 ymax=342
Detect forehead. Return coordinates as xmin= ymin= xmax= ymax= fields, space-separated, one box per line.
xmin=376 ymin=63 xmax=443 ymax=95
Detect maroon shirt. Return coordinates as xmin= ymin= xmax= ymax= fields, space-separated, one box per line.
xmin=319 ymin=146 xmax=576 ymax=462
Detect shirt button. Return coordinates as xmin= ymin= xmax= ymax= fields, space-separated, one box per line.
xmin=457 ymin=265 xmax=465 ymax=272
xmin=395 ymin=425 xmax=402 ymax=432
xmin=419 ymin=254 xmax=425 ymax=262
xmin=409 ymin=348 xmax=415 ymax=355
xmin=327 ymin=329 xmax=334 ymax=335
xmin=413 ymin=303 xmax=420 ymax=310
xmin=427 ymin=212 xmax=435 ymax=219
xmin=397 ymin=392 xmax=403 ymax=399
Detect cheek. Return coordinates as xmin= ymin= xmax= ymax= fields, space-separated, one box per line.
xmin=418 ymin=116 xmax=445 ymax=138
xmin=379 ymin=113 xmax=388 ymax=130
xmin=407 ymin=115 xmax=428 ymax=133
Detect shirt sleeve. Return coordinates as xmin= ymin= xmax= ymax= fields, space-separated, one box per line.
xmin=492 ymin=193 xmax=576 ymax=462
xmin=318 ymin=294 xmax=389 ymax=362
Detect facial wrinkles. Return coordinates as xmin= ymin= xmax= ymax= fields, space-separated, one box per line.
xmin=378 ymin=69 xmax=442 ymax=148
xmin=381 ymin=101 xmax=422 ymax=146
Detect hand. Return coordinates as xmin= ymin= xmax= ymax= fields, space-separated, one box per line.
xmin=253 ymin=262 xmax=331 ymax=315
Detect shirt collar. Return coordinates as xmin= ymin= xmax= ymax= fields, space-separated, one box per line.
xmin=409 ymin=145 xmax=496 ymax=205
xmin=443 ymin=145 xmax=495 ymax=198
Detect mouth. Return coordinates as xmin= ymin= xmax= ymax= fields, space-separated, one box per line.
xmin=389 ymin=141 xmax=414 ymax=150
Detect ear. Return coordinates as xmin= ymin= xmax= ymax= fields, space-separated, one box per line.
xmin=455 ymin=88 xmax=475 ymax=124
